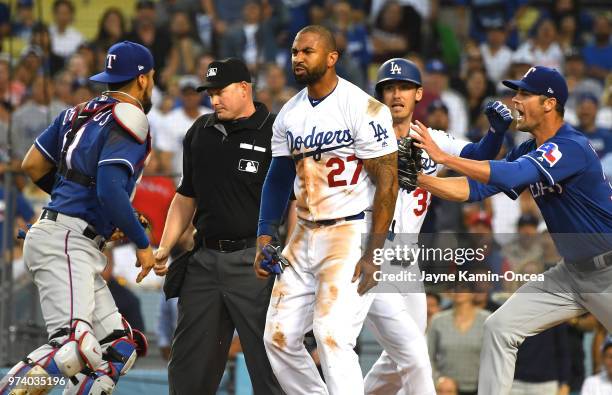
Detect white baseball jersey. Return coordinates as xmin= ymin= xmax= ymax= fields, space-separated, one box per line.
xmin=393 ymin=128 xmax=468 ymax=234
xmin=272 ymin=77 xmax=397 ymax=221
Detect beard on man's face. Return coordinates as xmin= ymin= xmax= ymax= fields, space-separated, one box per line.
xmin=293 ymin=61 xmax=327 ymax=85
xmin=142 ymin=92 xmax=153 ymax=114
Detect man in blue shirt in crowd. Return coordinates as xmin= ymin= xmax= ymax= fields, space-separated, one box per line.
xmin=0 ymin=41 xmax=159 ymax=395
xmin=412 ymin=65 xmax=612 ymax=395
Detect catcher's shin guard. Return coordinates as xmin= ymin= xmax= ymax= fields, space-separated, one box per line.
xmin=0 ymin=344 xmax=64 ymax=395
xmin=64 ymin=319 xmax=147 ymax=395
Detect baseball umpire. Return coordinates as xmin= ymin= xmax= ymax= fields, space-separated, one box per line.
xmin=153 ymin=58 xmax=283 ymax=395
xmin=412 ymin=66 xmax=612 ymax=395
xmin=0 ymin=41 xmax=156 ymax=394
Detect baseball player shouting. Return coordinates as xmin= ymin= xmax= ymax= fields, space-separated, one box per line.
xmin=0 ymin=41 xmax=159 ymax=395
xmin=254 ymin=25 xmax=398 ymax=394
xmin=413 ymin=66 xmax=612 ymax=395
xmin=363 ymin=58 xmax=511 ymax=395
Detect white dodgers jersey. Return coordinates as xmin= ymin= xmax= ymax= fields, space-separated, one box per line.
xmin=393 ymin=129 xmax=468 ymax=234
xmin=272 ymin=77 xmax=397 ymax=221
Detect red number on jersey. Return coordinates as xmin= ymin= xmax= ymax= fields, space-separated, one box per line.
xmin=326 ymin=155 xmax=363 ymax=187
xmin=413 ymin=188 xmax=429 ymax=216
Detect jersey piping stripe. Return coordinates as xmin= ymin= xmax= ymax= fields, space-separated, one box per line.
xmin=64 ymin=230 xmax=74 ymax=325
xmin=35 ymin=139 xmax=57 ymax=164
xmin=523 ymin=155 xmax=555 ymax=185
xmin=98 ymin=158 xmax=135 ymax=175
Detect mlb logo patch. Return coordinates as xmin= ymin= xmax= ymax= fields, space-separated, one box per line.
xmin=537 ymin=142 xmax=562 ymax=166
xmin=238 ymin=159 xmax=259 ymax=173
xmin=207 ymin=67 xmax=217 ymax=77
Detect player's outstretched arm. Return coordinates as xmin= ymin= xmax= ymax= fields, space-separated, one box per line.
xmin=458 ymin=101 xmax=512 ymax=160
xmin=22 ymin=145 xmax=56 ymax=194
xmin=417 ymin=174 xmax=470 ymax=202
xmin=154 ymin=192 xmax=197 ymax=276
xmin=352 ymin=151 xmax=398 ymax=295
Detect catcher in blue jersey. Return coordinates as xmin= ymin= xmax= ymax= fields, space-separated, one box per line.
xmin=0 ymin=41 xmax=163 ymax=395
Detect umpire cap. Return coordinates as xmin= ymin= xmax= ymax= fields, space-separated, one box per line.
xmin=90 ymin=41 xmax=154 ymax=84
xmin=375 ymin=58 xmax=422 ymax=97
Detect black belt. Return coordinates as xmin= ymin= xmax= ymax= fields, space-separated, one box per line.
xmin=41 ymin=209 xmax=105 ymax=250
xmin=303 ymin=211 xmax=365 ymax=227
xmin=569 ymin=251 xmax=612 ymax=272
xmin=204 ymin=237 xmax=257 ymax=252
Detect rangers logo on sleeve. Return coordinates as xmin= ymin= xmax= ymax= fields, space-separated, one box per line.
xmin=537 ymin=142 xmax=562 ymax=166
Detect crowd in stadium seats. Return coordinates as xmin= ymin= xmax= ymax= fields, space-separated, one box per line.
xmin=0 ymin=0 xmax=610 ymax=393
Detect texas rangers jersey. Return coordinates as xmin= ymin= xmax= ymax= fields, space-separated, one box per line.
xmin=503 ymin=123 xmax=612 ymax=261
xmin=392 ymin=129 xmax=468 ymax=234
xmin=272 ymin=77 xmax=397 ymax=221
xmin=35 ymin=96 xmax=150 ymax=238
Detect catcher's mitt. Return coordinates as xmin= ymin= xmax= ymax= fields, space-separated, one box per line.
xmin=397 ymin=136 xmax=422 ymax=192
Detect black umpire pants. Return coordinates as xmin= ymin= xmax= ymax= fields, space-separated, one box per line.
xmin=168 ymin=246 xmax=283 ymax=395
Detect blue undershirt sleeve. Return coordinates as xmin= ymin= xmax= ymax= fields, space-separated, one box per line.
xmin=257 ymin=156 xmax=296 ymax=237
xmin=459 ymin=129 xmax=505 ymax=160
xmin=97 ymin=164 xmax=150 ymax=249
xmin=488 ymin=157 xmax=545 ymax=190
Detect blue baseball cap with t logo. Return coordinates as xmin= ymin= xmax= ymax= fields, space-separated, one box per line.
xmin=502 ymin=66 xmax=568 ymax=107
xmin=90 ymin=41 xmax=154 ymax=84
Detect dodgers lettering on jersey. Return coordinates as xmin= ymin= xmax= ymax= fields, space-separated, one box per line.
xmin=272 ymin=78 xmax=397 ymax=221
xmin=505 ymin=123 xmax=612 ymax=261
xmin=393 ymin=129 xmax=468 ymax=235
xmin=35 ymin=96 xmax=150 ymax=237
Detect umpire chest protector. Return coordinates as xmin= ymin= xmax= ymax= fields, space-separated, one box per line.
xmin=58 ymin=100 xmax=150 ymax=187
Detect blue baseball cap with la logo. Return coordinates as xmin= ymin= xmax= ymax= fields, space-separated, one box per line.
xmin=90 ymin=41 xmax=154 ymax=84
xmin=502 ymin=66 xmax=568 ymax=107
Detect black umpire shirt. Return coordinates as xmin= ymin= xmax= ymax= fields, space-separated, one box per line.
xmin=177 ymin=102 xmax=274 ymax=240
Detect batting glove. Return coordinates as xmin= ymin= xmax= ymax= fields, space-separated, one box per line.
xmin=260 ymin=244 xmax=289 ymax=275
xmin=485 ymin=100 xmax=513 ymax=134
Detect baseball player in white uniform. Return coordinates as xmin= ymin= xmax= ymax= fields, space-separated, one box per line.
xmin=254 ymin=26 xmax=398 ymax=395
xmin=364 ymin=58 xmax=511 ymax=395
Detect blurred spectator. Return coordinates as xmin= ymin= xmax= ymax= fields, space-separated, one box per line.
xmin=425 ymin=60 xmax=468 ymax=138
xmin=333 ymin=29 xmax=366 ymax=88
xmin=455 ymin=0 xmax=526 ymax=50
xmin=49 ymin=0 xmax=84 ymax=59
xmin=0 ymin=182 xmax=35 ymax=256
xmin=369 ymin=0 xmax=426 ymax=54
xmin=582 ymin=15 xmax=612 ymax=82
xmin=428 ymin=289 xmax=490 ymax=395
xmin=427 ymin=99 xmax=450 ymax=131
xmin=574 ymin=93 xmax=612 ymax=158
xmin=29 ymin=22 xmax=65 ymax=77
xmin=370 ymin=1 xmax=409 ymax=63
xmin=564 ymin=51 xmax=604 ymax=113
xmin=11 ymin=0 xmax=35 ymax=42
xmin=511 ymin=324 xmax=571 ymax=395
xmin=565 ymin=314 xmax=599 ymax=394
xmin=95 ymin=8 xmax=127 ymax=52
xmin=66 ymin=52 xmax=90 ymax=86
xmin=502 ymin=213 xmax=543 ymax=275
xmin=12 ymin=74 xmax=66 ymax=159
xmin=330 ymin=0 xmax=370 ymax=78
xmin=581 ymin=335 xmax=612 ymax=395
xmin=156 ymin=76 xmax=212 ymax=178
xmin=219 ymin=1 xmax=277 ymax=73
xmin=101 ymin=254 xmax=145 ymax=332
xmin=514 ymin=18 xmax=564 ymax=71
xmin=157 ymin=293 xmax=178 ymax=361
xmin=463 ymin=69 xmax=495 ymax=127
xmin=427 ymin=292 xmax=442 ymax=330
xmin=70 ymin=80 xmax=96 ymax=106
xmin=126 ymin=5 xmax=171 ymax=85
xmin=555 ymin=14 xmax=582 ymax=54
xmin=52 ymin=70 xmax=73 ymax=106
xmin=548 ymin=0 xmax=591 ymax=46
xmin=436 ymin=376 xmax=459 ymax=395
xmin=465 ymin=210 xmax=507 ymax=279
xmin=132 ymin=150 xmax=176 ymax=246
xmin=202 ymin=0 xmax=251 ymax=40
xmin=260 ymin=63 xmax=296 ymax=113
xmin=161 ymin=11 xmax=205 ymax=85
xmin=480 ymin=22 xmax=513 ymax=82
xmin=0 ymin=56 xmax=26 ymax=108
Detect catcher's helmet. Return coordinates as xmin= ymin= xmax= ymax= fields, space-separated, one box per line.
xmin=375 ymin=58 xmax=422 ymax=96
